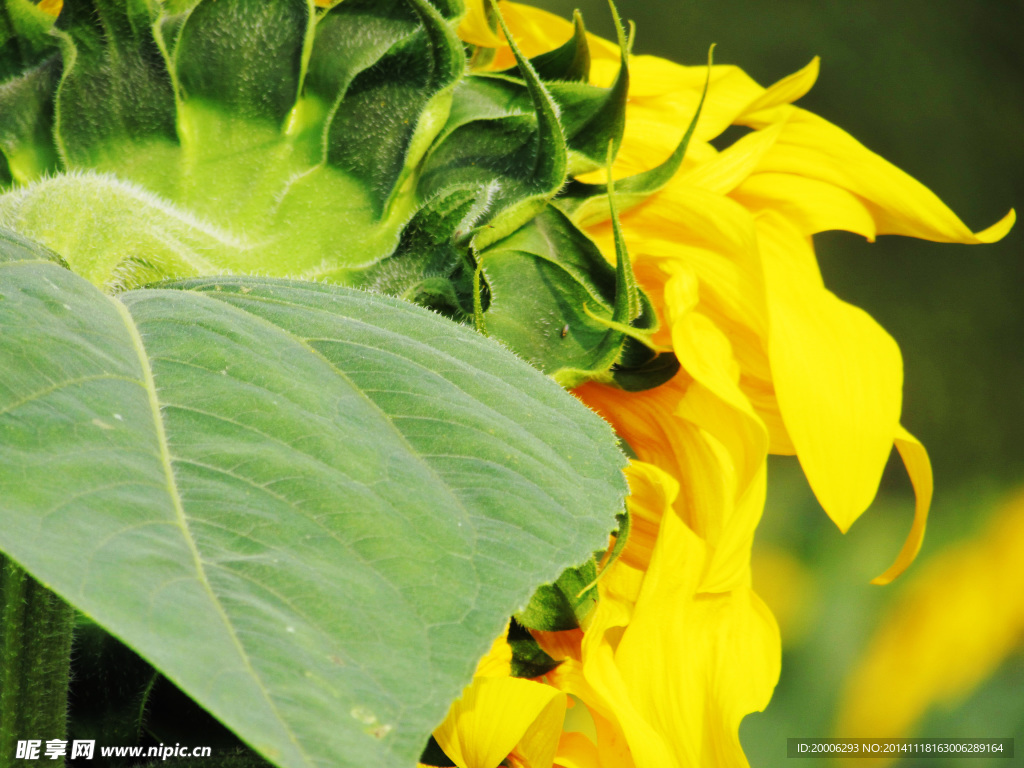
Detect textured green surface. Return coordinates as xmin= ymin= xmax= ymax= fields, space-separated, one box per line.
xmin=0 ymin=231 xmax=627 ymax=768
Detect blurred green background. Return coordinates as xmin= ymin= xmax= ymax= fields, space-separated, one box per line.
xmin=529 ymin=1 xmax=1023 ymax=764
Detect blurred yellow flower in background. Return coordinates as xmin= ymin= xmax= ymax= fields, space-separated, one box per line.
xmin=836 ymin=488 xmax=1024 ymax=754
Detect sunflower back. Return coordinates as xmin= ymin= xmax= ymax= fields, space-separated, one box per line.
xmin=0 ymin=0 xmax=690 ymax=388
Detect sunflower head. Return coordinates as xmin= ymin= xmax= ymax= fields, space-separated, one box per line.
xmin=0 ymin=0 xmax=693 ymax=389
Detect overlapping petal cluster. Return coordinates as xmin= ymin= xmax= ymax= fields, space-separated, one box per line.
xmin=430 ymin=3 xmax=1015 ymax=767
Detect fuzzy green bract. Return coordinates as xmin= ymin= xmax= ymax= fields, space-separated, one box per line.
xmin=0 ymin=0 xmax=694 ymax=387
xmin=0 ymin=230 xmax=627 ymax=768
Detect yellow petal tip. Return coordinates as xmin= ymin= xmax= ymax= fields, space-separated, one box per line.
xmin=971 ymin=208 xmax=1016 ymax=244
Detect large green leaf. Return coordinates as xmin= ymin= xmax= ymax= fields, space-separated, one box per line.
xmin=0 ymin=231 xmax=627 ymax=768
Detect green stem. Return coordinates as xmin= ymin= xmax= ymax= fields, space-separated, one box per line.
xmin=0 ymin=556 xmax=74 ymax=768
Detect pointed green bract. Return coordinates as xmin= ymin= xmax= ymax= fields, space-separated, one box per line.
xmin=556 ymin=45 xmax=713 ymax=227
xmin=0 ymin=231 xmax=627 ymax=768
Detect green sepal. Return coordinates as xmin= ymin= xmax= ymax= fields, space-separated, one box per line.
xmin=1 ymin=0 xmax=58 ymax=78
xmin=477 ymin=207 xmax=623 ymax=383
xmin=305 ymin=0 xmax=420 ymax=125
xmin=551 ymin=4 xmax=629 ymax=176
xmin=496 ymin=9 xmax=590 ymax=82
xmin=51 ymin=0 xmax=178 ymax=169
xmin=466 ymin=0 xmax=566 ymax=250
xmin=515 ymin=560 xmax=598 ymax=632
xmin=478 ymin=181 xmax=661 ymax=389
xmin=323 ymin=0 xmax=463 ymax=214
xmin=507 ymin=619 xmax=560 ymax=679
xmin=0 ymin=55 xmax=60 ymax=185
xmin=357 ymin=185 xmax=481 ymax=317
xmin=555 ymin=45 xmax=714 ymax=227
xmin=612 ymin=347 xmax=681 ymax=391
xmin=174 ymin=0 xmax=312 ymax=125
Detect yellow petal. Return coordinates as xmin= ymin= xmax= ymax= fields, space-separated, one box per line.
xmin=458 ymin=0 xmax=506 ymax=48
xmin=681 ymin=121 xmax=785 ymax=196
xmin=576 ymin=379 xmax=727 ymax=553
xmin=732 ymin=172 xmax=878 ymax=240
xmin=434 ymin=676 xmax=566 ymax=768
xmin=620 ymin=461 xmax=679 ymax=572
xmin=544 ymin=654 xmax=636 ymax=767
xmin=555 ymin=732 xmax=601 ymax=768
xmin=741 ymin=379 xmax=796 ymax=455
xmin=581 ymin=560 xmax=678 ymax=767
xmin=871 ymin=426 xmax=933 ymax=585
xmin=663 ymin=267 xmax=767 ymax=481
xmin=626 ymin=60 xmax=765 ymax=142
xmin=758 ymin=212 xmax=903 ymax=529
xmin=475 ymin=624 xmax=514 ymax=677
xmin=739 ymin=57 xmax=820 ymax=124
xmin=585 ymin=509 xmax=781 ymax=767
xmin=618 ymin=183 xmax=760 ymax=259
xmin=748 ymin=108 xmax=1015 ymax=243
xmin=837 ymin=487 xmax=1024 ymax=744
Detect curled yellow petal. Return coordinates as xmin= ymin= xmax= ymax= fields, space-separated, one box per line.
xmin=871 ymin=425 xmax=933 ymax=585
xmin=732 ymin=172 xmax=878 ymax=240
xmin=434 ymin=676 xmax=566 ymax=768
xmin=748 ymin=109 xmax=1015 ymax=243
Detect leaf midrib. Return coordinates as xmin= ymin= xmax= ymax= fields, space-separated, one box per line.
xmin=105 ymin=292 xmax=314 ymax=768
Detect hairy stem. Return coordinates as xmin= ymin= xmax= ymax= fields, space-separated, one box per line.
xmin=0 ymin=556 xmax=74 ymax=767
